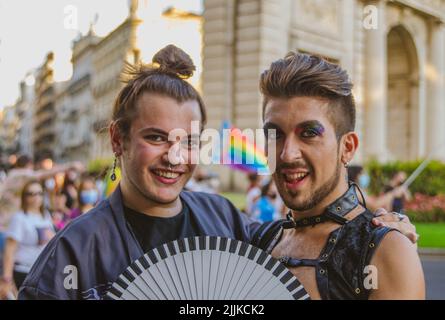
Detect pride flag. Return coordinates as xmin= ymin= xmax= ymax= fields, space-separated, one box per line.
xmin=220 ymin=120 xmax=269 ymax=174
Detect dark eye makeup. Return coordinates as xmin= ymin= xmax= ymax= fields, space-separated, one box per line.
xmin=295 ymin=121 xmax=325 ymax=138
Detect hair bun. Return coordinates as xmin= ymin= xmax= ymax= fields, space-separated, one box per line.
xmin=152 ymin=44 xmax=196 ymax=79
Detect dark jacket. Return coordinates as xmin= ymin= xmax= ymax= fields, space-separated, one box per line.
xmin=18 ymin=186 xmax=260 ymax=300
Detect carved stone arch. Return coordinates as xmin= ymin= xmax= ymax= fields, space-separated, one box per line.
xmin=386 ymin=24 xmax=420 ymax=160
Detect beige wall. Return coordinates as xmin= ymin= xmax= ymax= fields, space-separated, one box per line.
xmin=203 ymin=0 xmax=445 ymax=191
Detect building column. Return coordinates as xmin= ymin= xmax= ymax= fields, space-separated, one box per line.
xmin=427 ymin=20 xmax=445 ymax=160
xmin=203 ymin=0 xmax=292 ymax=191
xmin=202 ymin=0 xmax=237 ymax=190
xmin=363 ymin=0 xmax=388 ymax=161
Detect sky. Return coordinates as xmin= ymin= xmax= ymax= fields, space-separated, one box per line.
xmin=0 ymin=0 xmax=202 ymax=109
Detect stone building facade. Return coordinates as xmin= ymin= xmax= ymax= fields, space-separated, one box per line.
xmin=0 ymin=105 xmax=18 ymax=156
xmin=90 ymin=3 xmax=142 ymax=161
xmin=90 ymin=1 xmax=202 ymax=161
xmin=57 ymin=28 xmax=100 ymax=162
xmin=202 ymin=0 xmax=445 ymax=190
xmin=33 ymin=52 xmax=57 ymax=160
xmin=15 ymin=79 xmax=35 ymax=157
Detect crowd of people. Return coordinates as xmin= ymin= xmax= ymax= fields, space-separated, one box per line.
xmin=0 ymin=154 xmax=105 ymax=298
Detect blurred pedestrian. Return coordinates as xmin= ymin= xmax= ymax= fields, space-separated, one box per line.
xmin=384 ymin=171 xmax=411 ymax=213
xmin=245 ymin=173 xmax=262 ymax=217
xmin=35 ymin=155 xmax=57 ymax=211
xmin=0 ymin=180 xmax=55 ymax=299
xmin=51 ymin=193 xmax=71 ymax=231
xmin=69 ymin=176 xmax=100 ymax=220
xmin=348 ymin=165 xmax=409 ymax=212
xmin=61 ymin=169 xmax=79 ymax=210
xmin=253 ymin=180 xmax=281 ymax=223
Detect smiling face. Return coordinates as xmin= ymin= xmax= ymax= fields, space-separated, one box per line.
xmin=264 ymin=96 xmax=355 ymax=214
xmin=114 ymin=93 xmax=202 ymax=205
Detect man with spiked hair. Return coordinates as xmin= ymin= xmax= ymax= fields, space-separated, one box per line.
xmin=255 ymin=52 xmax=424 ymax=299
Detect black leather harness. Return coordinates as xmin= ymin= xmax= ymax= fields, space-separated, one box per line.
xmin=252 ymin=184 xmax=395 ymax=300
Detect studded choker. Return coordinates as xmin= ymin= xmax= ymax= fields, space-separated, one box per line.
xmin=283 ymin=184 xmax=360 ymax=229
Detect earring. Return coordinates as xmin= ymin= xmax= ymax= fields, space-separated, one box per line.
xmin=343 ymin=161 xmax=349 ymax=168
xmin=110 ymin=156 xmax=117 ymax=181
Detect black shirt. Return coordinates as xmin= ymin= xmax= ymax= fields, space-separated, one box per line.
xmin=18 ymin=188 xmax=259 ymax=300
xmin=124 ymin=200 xmax=202 ymax=253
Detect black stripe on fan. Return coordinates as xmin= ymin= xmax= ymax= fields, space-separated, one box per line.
xmin=140 ymin=255 xmax=150 ymax=269
xmin=293 ymin=287 xmax=309 ymax=300
xmin=188 ymin=237 xmax=196 ymax=251
xmin=272 ymin=263 xmax=286 ymax=277
xmin=146 ymin=250 xmax=158 ymax=264
xmin=115 ymin=277 xmax=128 ymax=290
xmin=131 ymin=262 xmax=142 ymax=275
xmin=287 ymin=279 xmax=302 ymax=291
xmin=229 ymin=239 xmax=238 ymax=253
xmin=122 ymin=269 xmax=135 ymax=282
xmin=108 ymin=285 xmax=123 ymax=298
xmin=239 ymin=242 xmax=249 ymax=256
xmin=280 ymin=271 xmax=293 ymax=284
xmin=219 ymin=237 xmax=228 ymax=251
xmin=157 ymin=245 xmax=167 ymax=259
xmin=167 ymin=241 xmax=176 ymax=256
xmin=257 ymin=251 xmax=268 ymax=264
xmin=248 ymin=246 xmax=259 ymax=260
xmin=264 ymin=256 xmax=277 ymax=271
xmin=199 ymin=236 xmax=206 ymax=250
xmin=177 ymin=238 xmax=186 ymax=253
xmin=209 ymin=236 xmax=217 ymax=250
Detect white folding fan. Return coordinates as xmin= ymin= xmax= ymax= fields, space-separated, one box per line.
xmin=106 ymin=236 xmax=310 ymax=300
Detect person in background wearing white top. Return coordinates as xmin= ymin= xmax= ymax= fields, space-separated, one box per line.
xmin=0 ymin=155 xmax=84 ymax=217
xmin=0 ymin=180 xmax=55 ymax=299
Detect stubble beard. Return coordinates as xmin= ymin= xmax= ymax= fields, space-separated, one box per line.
xmin=279 ymin=156 xmax=342 ymax=212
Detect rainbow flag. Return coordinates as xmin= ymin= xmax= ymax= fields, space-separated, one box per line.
xmin=221 ymin=121 xmax=269 ymax=174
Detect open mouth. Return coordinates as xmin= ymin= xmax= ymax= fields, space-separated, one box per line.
xmin=151 ymin=169 xmax=183 ymax=184
xmin=282 ymin=172 xmax=310 ymax=189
